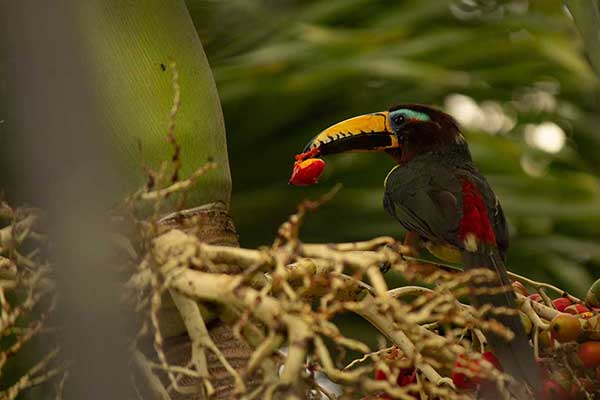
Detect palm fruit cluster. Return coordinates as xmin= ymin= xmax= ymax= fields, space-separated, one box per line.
xmin=366 ymin=278 xmax=600 ymax=399
xmin=514 ymin=278 xmax=600 ymax=398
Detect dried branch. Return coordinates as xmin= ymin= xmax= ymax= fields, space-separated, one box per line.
xmin=111 ymin=147 xmax=600 ymax=399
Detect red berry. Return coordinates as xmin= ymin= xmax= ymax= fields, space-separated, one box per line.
xmin=569 ymin=378 xmax=593 ymax=399
xmin=565 ymin=304 xmax=591 ymax=315
xmin=374 ymin=366 xmax=417 ymax=399
xmin=540 ymin=380 xmax=569 ymax=400
xmin=451 ymin=352 xmax=502 ymax=389
xmin=578 ymin=304 xmax=591 ymax=313
xmin=577 ymin=341 xmax=600 ymax=369
xmin=452 ymin=354 xmax=477 ymax=389
xmin=481 ymin=351 xmax=502 ymax=371
xmin=397 ymin=368 xmax=416 ymax=386
xmin=374 ymin=369 xmax=387 ymax=381
xmin=529 ymin=293 xmax=542 ymax=302
xmin=289 ymin=158 xmax=325 ymax=186
xmin=552 ymin=297 xmax=572 ymax=312
xmin=452 ymin=370 xmax=476 ymax=389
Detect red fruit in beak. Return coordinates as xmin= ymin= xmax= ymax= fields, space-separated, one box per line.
xmin=289 ymin=158 xmax=326 ymax=186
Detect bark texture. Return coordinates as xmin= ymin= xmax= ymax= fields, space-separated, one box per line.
xmin=160 ymin=204 xmax=260 ymax=399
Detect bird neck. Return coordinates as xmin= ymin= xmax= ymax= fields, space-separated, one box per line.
xmin=399 ymin=140 xmax=472 ymax=166
xmin=398 ymin=120 xmax=466 ymax=164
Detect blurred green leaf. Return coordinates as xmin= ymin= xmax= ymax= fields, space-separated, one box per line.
xmin=188 ymin=0 xmax=600 ymax=292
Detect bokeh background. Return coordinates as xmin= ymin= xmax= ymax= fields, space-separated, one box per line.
xmin=0 ymin=2 xmax=599 ymax=397
xmin=190 ymin=0 xmax=599 ymax=296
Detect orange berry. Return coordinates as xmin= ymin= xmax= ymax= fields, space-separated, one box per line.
xmin=550 ymin=314 xmax=581 ymax=343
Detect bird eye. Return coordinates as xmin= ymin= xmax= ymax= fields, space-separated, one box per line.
xmin=392 ymin=114 xmax=405 ymax=125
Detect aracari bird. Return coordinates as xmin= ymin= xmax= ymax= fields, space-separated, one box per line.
xmin=299 ymin=104 xmax=540 ymax=394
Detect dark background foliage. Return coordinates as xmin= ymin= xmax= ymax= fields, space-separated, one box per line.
xmin=189 ymin=0 xmax=600 ymax=296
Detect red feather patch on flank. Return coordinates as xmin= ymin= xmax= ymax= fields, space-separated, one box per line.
xmin=458 ymin=179 xmax=496 ymax=245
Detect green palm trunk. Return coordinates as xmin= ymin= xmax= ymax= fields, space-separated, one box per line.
xmin=78 ymin=0 xmax=232 ymax=208
xmin=2 ymin=1 xmax=247 ymax=396
xmin=77 ymin=1 xmax=246 ymax=398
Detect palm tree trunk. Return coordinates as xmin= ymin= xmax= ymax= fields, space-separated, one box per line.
xmin=3 ymin=1 xmax=253 ymax=398
xmin=75 ymin=2 xmax=257 ymax=398
xmin=77 ymin=0 xmax=233 ymax=207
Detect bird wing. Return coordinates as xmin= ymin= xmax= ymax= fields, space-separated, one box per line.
xmin=383 ymin=158 xmax=508 ymax=254
xmin=383 ymin=160 xmax=463 ymax=248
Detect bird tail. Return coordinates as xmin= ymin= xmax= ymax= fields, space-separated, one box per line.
xmin=462 ymin=248 xmax=541 ymax=395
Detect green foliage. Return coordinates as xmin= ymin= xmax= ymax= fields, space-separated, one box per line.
xmin=191 ymin=0 xmax=599 ymax=295
xmin=567 ymin=0 xmax=600 ymax=79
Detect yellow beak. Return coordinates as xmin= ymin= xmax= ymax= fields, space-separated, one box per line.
xmin=303 ymin=111 xmax=399 ymax=155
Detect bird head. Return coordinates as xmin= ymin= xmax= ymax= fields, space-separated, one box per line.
xmin=303 ymin=104 xmax=464 ymax=163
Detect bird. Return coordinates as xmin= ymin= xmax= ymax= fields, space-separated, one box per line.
xmin=299 ymin=104 xmax=541 ymax=395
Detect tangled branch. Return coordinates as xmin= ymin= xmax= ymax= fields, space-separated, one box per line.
xmin=0 ymin=202 xmax=63 ymax=399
